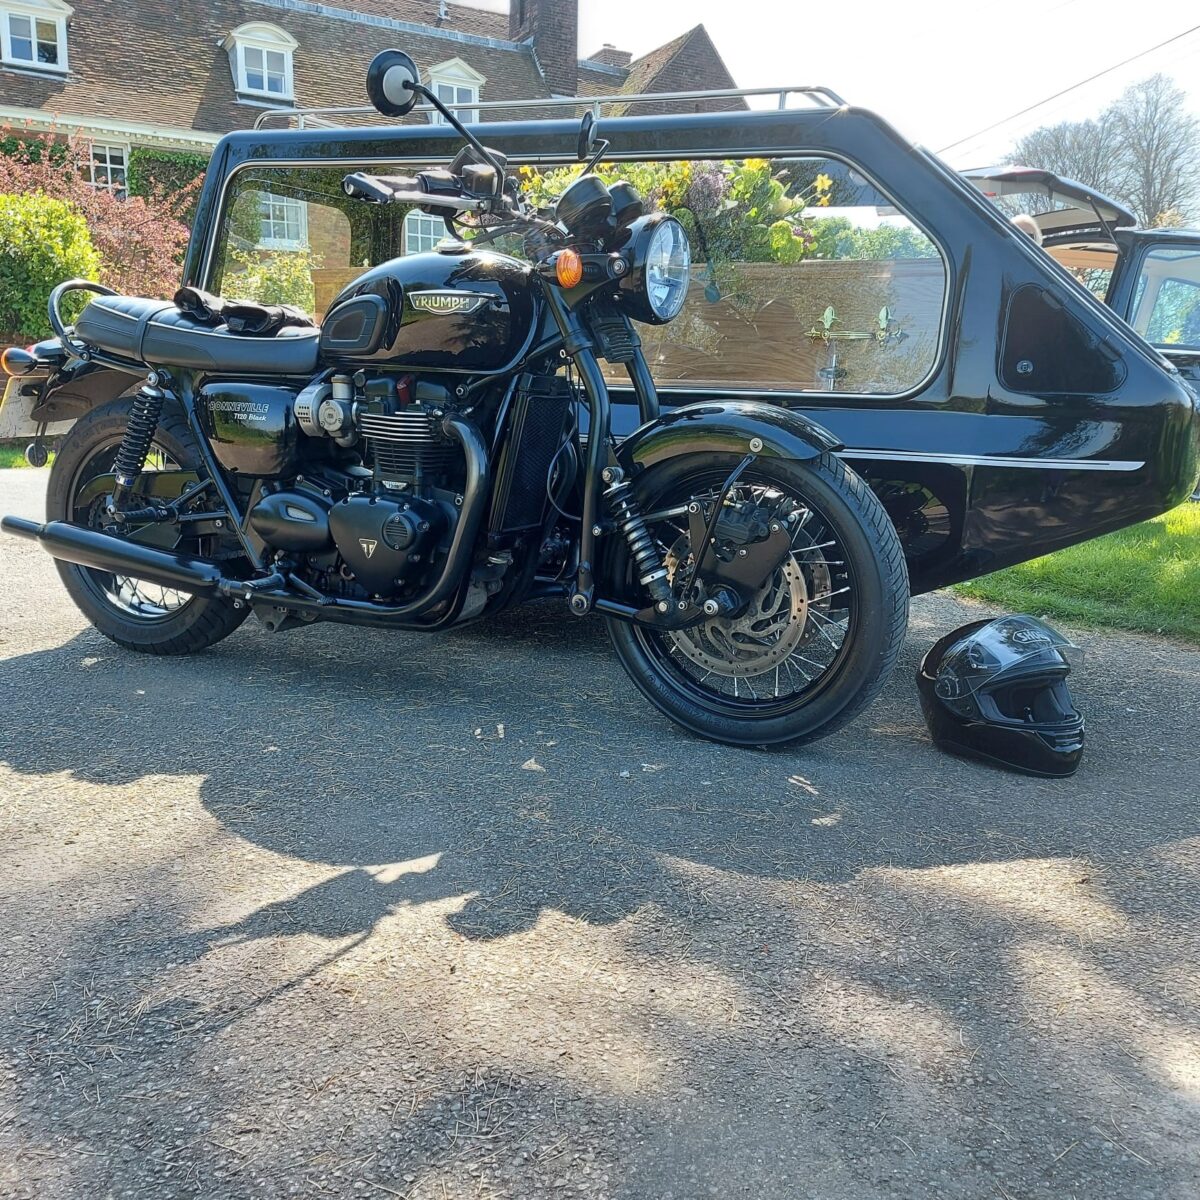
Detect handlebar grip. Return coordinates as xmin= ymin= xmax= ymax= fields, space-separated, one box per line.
xmin=342 ymin=172 xmax=400 ymax=203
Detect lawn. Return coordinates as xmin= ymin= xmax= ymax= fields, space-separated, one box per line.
xmin=0 ymin=444 xmax=51 ymax=469
xmin=956 ymin=503 xmax=1200 ymax=643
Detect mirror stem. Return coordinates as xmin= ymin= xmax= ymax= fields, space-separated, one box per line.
xmin=412 ymin=82 xmax=507 ymax=188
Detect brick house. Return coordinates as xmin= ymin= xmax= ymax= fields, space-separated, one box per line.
xmin=0 ymin=0 xmax=741 ymax=251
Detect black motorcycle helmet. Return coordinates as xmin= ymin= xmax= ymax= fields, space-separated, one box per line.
xmin=917 ymin=615 xmax=1085 ymax=777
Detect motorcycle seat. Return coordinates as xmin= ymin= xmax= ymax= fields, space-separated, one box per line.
xmin=74 ymin=295 xmax=321 ymax=376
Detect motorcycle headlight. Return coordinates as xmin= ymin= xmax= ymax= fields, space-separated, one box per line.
xmin=616 ymin=215 xmax=691 ymax=325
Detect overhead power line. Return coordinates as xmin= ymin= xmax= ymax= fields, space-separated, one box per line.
xmin=937 ymin=22 xmax=1200 ymax=155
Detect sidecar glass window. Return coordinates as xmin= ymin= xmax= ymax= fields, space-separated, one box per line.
xmin=1130 ymin=246 xmax=1200 ymax=351
xmin=522 ymin=155 xmax=946 ymax=395
xmin=208 ymin=164 xmax=438 ymax=320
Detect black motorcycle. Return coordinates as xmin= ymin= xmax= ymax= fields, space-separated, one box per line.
xmin=1 ymin=51 xmax=908 ymax=746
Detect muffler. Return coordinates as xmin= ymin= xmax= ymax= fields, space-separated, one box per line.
xmin=0 ymin=516 xmax=226 ymax=595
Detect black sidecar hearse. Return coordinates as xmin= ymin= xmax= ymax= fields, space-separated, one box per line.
xmin=5 ymin=88 xmax=1198 ymax=595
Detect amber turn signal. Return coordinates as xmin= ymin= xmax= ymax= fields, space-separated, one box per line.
xmin=1 ymin=346 xmax=37 ymax=377
xmin=555 ymin=249 xmax=584 ymax=289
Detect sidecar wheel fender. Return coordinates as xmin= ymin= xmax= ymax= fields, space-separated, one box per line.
xmin=615 ymin=399 xmax=843 ymax=474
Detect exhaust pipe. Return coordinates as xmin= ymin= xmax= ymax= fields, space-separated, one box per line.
xmin=1 ymin=516 xmax=225 ymax=595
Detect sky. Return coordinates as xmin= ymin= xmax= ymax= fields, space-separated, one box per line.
xmin=470 ymin=0 xmax=1200 ymax=168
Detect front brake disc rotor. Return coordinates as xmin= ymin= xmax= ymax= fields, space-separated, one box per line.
xmin=666 ymin=549 xmax=810 ymax=678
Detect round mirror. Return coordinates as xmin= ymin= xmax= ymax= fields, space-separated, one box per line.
xmin=576 ymin=111 xmax=596 ymax=162
xmin=367 ymin=49 xmax=422 ymax=117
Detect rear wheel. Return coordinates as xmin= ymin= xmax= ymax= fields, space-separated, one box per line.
xmin=46 ymin=398 xmax=248 ymax=655
xmin=605 ymin=452 xmax=909 ymax=747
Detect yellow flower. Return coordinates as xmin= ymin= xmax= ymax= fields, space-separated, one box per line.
xmin=817 ymin=196 xmax=831 ymax=207
xmin=814 ymin=173 xmax=832 ymax=192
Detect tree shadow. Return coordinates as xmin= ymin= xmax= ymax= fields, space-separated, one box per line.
xmin=2 ymin=598 xmax=1199 ymax=1195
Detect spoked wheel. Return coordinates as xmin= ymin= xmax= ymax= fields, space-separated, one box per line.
xmin=46 ymin=397 xmax=248 ymax=655
xmin=606 ymin=452 xmax=909 ymax=747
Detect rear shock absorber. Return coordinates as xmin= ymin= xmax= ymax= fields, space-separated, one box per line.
xmin=603 ymin=467 xmax=673 ymax=607
xmin=111 ymin=371 xmax=168 ymax=506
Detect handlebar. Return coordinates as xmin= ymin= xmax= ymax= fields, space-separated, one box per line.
xmin=342 ymin=170 xmax=494 ymax=218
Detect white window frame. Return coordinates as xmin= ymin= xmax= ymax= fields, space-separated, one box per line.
xmin=0 ymin=0 xmax=70 ymax=74
xmin=403 ymin=209 xmax=444 ymax=255
xmin=427 ymin=57 xmax=485 ymax=125
xmin=88 ymin=141 xmax=128 ymax=196
xmin=225 ymin=21 xmax=296 ymax=103
xmin=258 ymin=192 xmax=307 ymax=251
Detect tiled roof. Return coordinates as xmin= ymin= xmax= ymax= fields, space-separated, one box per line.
xmin=0 ymin=0 xmax=544 ymax=138
xmin=0 ymin=2 xmax=741 ymax=143
xmin=341 ymin=1 xmax=508 ymax=40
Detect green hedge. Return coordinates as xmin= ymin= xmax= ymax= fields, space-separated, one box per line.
xmin=0 ymin=193 xmax=100 ymax=338
xmin=125 ymin=147 xmax=208 ymax=199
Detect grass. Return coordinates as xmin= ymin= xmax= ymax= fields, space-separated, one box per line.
xmin=0 ymin=443 xmax=53 ymax=469
xmin=956 ymin=503 xmax=1200 ymax=643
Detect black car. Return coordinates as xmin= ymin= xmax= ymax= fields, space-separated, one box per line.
xmin=964 ymin=165 xmax=1200 ymax=392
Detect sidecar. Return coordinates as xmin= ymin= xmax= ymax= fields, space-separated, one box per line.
xmin=7 ymin=88 xmax=1197 ymax=594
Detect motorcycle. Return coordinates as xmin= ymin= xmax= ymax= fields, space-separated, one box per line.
xmin=0 ymin=50 xmax=908 ymax=747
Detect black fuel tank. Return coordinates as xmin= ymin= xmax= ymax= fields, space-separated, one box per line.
xmin=196 ymin=382 xmax=300 ymax=478
xmin=319 ymin=247 xmax=537 ymax=374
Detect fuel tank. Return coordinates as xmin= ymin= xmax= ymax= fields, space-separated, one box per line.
xmin=319 ymin=245 xmax=538 ymax=374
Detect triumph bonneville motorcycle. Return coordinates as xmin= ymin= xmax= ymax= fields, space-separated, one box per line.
xmin=1 ymin=51 xmax=908 ymax=746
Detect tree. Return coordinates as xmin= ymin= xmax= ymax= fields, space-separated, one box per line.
xmin=1109 ymin=75 xmax=1200 ymax=226
xmin=0 ymin=125 xmax=197 ymax=299
xmin=1009 ymin=74 xmax=1200 ymax=224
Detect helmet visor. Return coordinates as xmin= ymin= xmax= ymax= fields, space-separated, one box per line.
xmin=934 ymin=615 xmax=1081 ymax=700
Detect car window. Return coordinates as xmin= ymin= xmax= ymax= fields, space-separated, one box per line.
xmin=208 ymin=164 xmax=438 ymax=320
xmin=520 ymin=155 xmax=946 ymax=396
xmin=1130 ymin=245 xmax=1200 ymax=350
xmin=1044 ymin=243 xmax=1117 ymax=301
xmin=207 ymin=155 xmax=949 ymax=396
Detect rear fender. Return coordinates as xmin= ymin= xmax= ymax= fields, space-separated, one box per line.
xmin=30 ymin=362 xmax=141 ymax=427
xmin=615 ymin=399 xmax=843 ymax=474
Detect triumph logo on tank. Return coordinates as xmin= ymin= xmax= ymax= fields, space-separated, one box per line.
xmin=359 ymin=539 xmax=378 ymax=558
xmin=409 ymin=290 xmax=491 ymax=316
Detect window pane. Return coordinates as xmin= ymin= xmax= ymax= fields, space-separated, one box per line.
xmin=35 ymin=17 xmax=57 ymax=63
xmin=1132 ymin=247 xmax=1200 ymax=350
xmin=243 ymin=46 xmax=264 ymax=90
xmin=521 ymin=156 xmax=945 ymax=394
xmin=404 ymin=210 xmax=443 ymax=254
xmin=90 ymin=144 xmax=128 ymax=197
xmin=9 ymin=13 xmax=32 ymax=60
xmin=265 ymin=49 xmax=285 ymax=73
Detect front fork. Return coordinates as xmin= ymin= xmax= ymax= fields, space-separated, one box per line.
xmin=542 ymin=289 xmax=664 ymax=617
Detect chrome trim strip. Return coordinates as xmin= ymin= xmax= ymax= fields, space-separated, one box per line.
xmin=840 ymin=448 xmax=1144 ymax=472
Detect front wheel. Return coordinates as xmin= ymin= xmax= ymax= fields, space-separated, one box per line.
xmin=605 ymin=452 xmax=909 ymax=747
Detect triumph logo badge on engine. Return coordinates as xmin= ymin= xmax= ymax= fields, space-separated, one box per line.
xmin=359 ymin=538 xmax=378 ymax=558
xmin=409 ymin=290 xmax=491 ymax=316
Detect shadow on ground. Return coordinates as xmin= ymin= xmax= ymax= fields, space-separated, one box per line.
xmin=1 ymin=598 xmax=1198 ymax=1197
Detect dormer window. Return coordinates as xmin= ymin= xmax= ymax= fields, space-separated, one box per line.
xmin=427 ymin=58 xmax=485 ymax=125
xmin=224 ymin=21 xmax=296 ymax=102
xmin=0 ymin=0 xmax=70 ymax=74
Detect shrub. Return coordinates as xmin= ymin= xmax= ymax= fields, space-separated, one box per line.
xmin=226 ymin=246 xmax=320 ymax=312
xmin=0 ymin=124 xmax=197 ymax=301
xmin=0 ymin=193 xmax=100 ymax=338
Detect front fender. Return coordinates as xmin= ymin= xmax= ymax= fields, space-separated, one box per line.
xmin=615 ymin=399 xmax=843 ymax=474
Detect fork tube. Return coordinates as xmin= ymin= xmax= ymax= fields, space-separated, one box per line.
xmin=542 ymin=287 xmax=609 ymax=614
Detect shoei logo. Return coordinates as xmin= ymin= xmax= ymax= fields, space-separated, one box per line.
xmin=409 ymin=290 xmax=491 ymax=316
xmin=359 ymin=539 xmax=378 ymax=559
xmin=1011 ymin=627 xmax=1054 ymax=646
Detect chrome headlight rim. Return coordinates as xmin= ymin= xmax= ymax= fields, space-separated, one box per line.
xmin=615 ymin=213 xmax=693 ymax=326
xmin=644 ymin=216 xmax=691 ymax=323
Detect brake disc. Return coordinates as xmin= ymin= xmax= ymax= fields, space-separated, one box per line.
xmin=666 ymin=546 xmax=811 ymax=678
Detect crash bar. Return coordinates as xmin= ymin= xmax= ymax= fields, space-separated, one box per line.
xmin=252 ymin=84 xmax=848 ymax=130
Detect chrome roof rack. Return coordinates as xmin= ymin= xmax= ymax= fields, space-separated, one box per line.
xmin=252 ymin=84 xmax=847 ymax=130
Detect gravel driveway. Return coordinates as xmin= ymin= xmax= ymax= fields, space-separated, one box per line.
xmin=1 ymin=466 xmax=1198 ymax=1199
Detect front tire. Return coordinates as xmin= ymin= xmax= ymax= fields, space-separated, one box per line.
xmin=605 ymin=452 xmax=909 ymax=747
xmin=46 ymin=397 xmax=249 ymax=655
